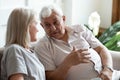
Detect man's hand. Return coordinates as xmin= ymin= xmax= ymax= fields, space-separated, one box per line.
xmin=77 ymin=49 xmax=91 ymax=63
xmin=65 ymin=47 xmax=91 ymax=66
xmin=99 ymin=67 xmax=113 ymax=80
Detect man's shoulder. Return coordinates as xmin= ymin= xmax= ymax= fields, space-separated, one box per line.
xmin=38 ymin=36 xmax=51 ymax=44
xmin=34 ymin=36 xmax=52 ymax=48
xmin=70 ymin=24 xmax=86 ymax=32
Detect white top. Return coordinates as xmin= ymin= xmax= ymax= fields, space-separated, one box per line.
xmin=35 ymin=24 xmax=103 ymax=80
xmin=1 ymin=44 xmax=45 ymax=80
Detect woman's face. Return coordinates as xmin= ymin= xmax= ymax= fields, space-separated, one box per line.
xmin=29 ymin=18 xmax=39 ymax=42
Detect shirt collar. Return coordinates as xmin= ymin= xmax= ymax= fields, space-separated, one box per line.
xmin=47 ymin=26 xmax=79 ymax=42
xmin=66 ymin=26 xmax=79 ymax=37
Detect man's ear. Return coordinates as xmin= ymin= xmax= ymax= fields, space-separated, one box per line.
xmin=62 ymin=15 xmax=66 ymax=21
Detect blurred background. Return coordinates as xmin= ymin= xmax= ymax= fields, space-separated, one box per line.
xmin=0 ymin=0 xmax=119 ymax=47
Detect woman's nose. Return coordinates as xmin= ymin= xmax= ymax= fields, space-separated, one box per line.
xmin=36 ymin=27 xmax=39 ymax=32
xmin=35 ymin=25 xmax=39 ymax=32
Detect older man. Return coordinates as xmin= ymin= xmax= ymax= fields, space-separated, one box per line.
xmin=34 ymin=4 xmax=115 ymax=80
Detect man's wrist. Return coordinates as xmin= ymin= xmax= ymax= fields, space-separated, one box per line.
xmin=102 ymin=65 xmax=113 ymax=72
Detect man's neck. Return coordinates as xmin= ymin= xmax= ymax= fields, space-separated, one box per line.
xmin=60 ymin=30 xmax=68 ymax=43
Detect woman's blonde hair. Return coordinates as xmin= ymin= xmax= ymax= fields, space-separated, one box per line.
xmin=6 ymin=8 xmax=35 ymax=48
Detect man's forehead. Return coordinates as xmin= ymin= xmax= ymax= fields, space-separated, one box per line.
xmin=42 ymin=15 xmax=61 ymax=23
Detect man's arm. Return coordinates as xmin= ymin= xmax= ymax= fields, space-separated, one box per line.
xmin=45 ymin=48 xmax=91 ymax=80
xmin=94 ymin=45 xmax=113 ymax=80
xmin=45 ymin=61 xmax=71 ymax=80
xmin=45 ymin=48 xmax=77 ymax=80
xmin=94 ymin=45 xmax=113 ymax=68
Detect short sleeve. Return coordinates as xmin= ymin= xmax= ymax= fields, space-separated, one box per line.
xmin=5 ymin=45 xmax=28 ymax=77
xmin=80 ymin=25 xmax=102 ymax=48
xmin=34 ymin=39 xmax=56 ymax=71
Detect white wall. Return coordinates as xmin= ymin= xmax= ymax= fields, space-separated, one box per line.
xmin=0 ymin=0 xmax=54 ymax=47
xmin=0 ymin=26 xmax=6 ymax=47
xmin=0 ymin=0 xmax=113 ymax=47
xmin=62 ymin=0 xmax=72 ymax=26
xmin=72 ymin=0 xmax=101 ymax=25
xmin=63 ymin=0 xmax=113 ymax=28
xmin=0 ymin=9 xmax=12 ymax=47
xmin=100 ymin=0 xmax=113 ymax=28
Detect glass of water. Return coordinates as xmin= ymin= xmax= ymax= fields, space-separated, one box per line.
xmin=91 ymin=77 xmax=101 ymax=80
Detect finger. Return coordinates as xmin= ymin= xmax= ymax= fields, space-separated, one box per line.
xmin=99 ymin=74 xmax=104 ymax=80
xmin=80 ymin=52 xmax=90 ymax=57
xmin=83 ymin=55 xmax=91 ymax=61
xmin=78 ymin=48 xmax=88 ymax=51
xmin=78 ymin=49 xmax=88 ymax=52
xmin=81 ymin=50 xmax=89 ymax=54
xmin=82 ymin=59 xmax=91 ymax=63
xmin=79 ymin=54 xmax=91 ymax=63
xmin=77 ymin=51 xmax=90 ymax=59
xmin=84 ymin=55 xmax=91 ymax=59
xmin=99 ymin=73 xmax=108 ymax=80
xmin=72 ymin=46 xmax=76 ymax=52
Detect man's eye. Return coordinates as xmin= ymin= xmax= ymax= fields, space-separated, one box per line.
xmin=45 ymin=24 xmax=50 ymax=27
xmin=54 ymin=21 xmax=59 ymax=25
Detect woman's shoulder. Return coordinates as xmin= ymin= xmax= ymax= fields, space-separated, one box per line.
xmin=2 ymin=44 xmax=25 ymax=62
xmin=5 ymin=44 xmax=22 ymax=50
xmin=4 ymin=44 xmax=24 ymax=55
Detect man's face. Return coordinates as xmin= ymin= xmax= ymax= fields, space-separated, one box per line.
xmin=41 ymin=12 xmax=66 ymax=40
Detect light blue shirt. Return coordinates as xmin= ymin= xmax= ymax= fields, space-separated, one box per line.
xmin=1 ymin=44 xmax=45 ymax=80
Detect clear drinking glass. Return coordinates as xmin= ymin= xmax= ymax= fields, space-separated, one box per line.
xmin=91 ymin=77 xmax=101 ymax=80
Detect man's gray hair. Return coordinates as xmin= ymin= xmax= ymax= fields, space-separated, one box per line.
xmin=40 ymin=4 xmax=63 ymax=21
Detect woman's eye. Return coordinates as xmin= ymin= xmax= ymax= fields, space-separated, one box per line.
xmin=35 ymin=21 xmax=38 ymax=24
xmin=31 ymin=20 xmax=38 ymax=25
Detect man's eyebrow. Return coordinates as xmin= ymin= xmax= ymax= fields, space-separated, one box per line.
xmin=53 ymin=17 xmax=57 ymax=21
xmin=44 ymin=22 xmax=50 ymax=24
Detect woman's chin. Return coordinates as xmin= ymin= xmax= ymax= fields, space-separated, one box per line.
xmin=31 ymin=38 xmax=37 ymax=42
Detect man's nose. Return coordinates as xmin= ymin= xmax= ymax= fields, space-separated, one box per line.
xmin=51 ymin=25 xmax=56 ymax=31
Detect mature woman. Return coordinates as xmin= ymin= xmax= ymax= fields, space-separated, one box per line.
xmin=1 ymin=8 xmax=45 ymax=80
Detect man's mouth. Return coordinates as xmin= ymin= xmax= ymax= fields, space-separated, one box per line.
xmin=51 ymin=31 xmax=59 ymax=36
